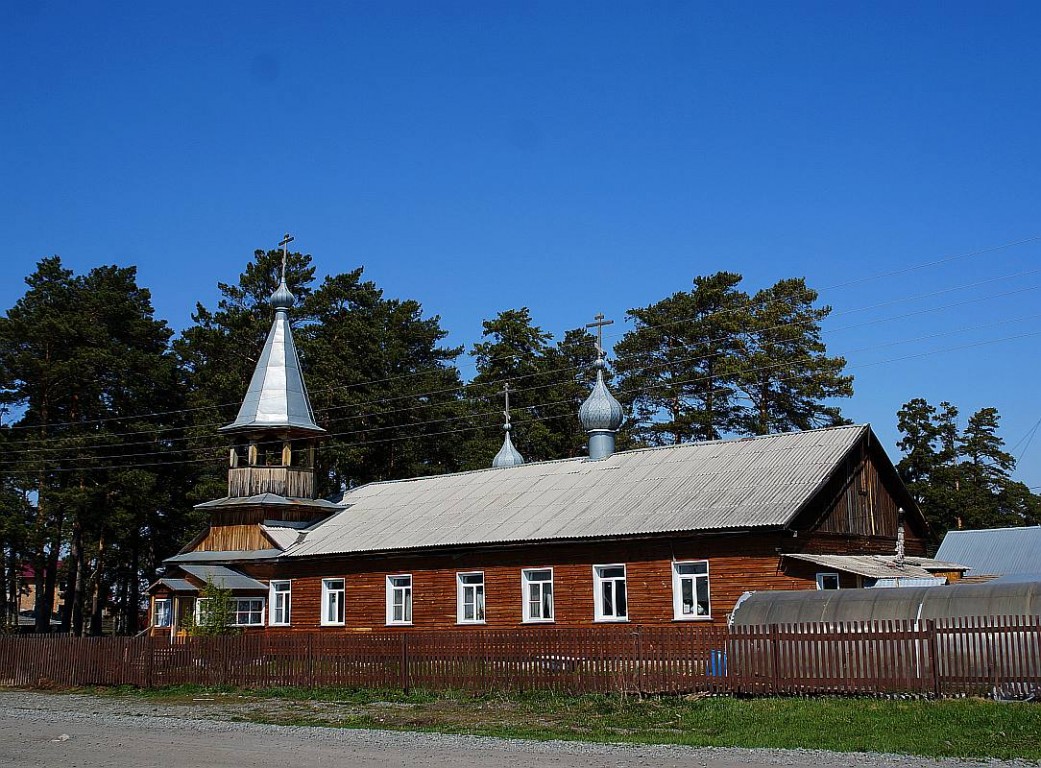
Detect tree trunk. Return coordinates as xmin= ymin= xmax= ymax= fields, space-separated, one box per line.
xmin=89 ymin=532 xmax=106 ymax=636
xmin=71 ymin=535 xmax=87 ymax=636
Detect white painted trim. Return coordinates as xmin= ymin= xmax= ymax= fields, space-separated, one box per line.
xmin=320 ymin=578 xmax=346 ymax=626
xmin=456 ymin=571 xmax=486 ymax=625
xmin=592 ymin=563 xmax=629 ymax=622
xmin=521 ymin=567 xmax=555 ymax=624
xmin=671 ymin=560 xmax=712 ymax=621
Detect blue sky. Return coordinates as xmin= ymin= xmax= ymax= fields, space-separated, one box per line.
xmin=3 ymin=1 xmax=1041 ymax=487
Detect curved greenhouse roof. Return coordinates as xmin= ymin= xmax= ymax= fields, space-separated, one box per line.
xmin=730 ymin=581 xmax=1041 ymax=626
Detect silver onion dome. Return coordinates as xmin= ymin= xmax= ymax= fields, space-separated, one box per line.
xmin=492 ymin=423 xmax=525 ymax=468
xmin=579 ymin=357 xmax=624 ymax=433
xmin=269 ymin=278 xmax=296 ymax=311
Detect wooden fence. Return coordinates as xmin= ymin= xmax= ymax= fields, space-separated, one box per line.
xmin=1 ymin=617 xmax=1038 ymax=697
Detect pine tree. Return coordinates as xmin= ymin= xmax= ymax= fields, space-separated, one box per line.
xmin=0 ymin=258 xmax=184 ymax=634
xmin=615 ymin=272 xmax=746 ymax=444
xmin=732 ymin=278 xmax=853 ymax=435
xmin=896 ymin=399 xmax=1041 ymax=536
xmin=302 ymin=269 xmax=465 ymax=489
xmin=462 ymin=309 xmax=600 ymax=466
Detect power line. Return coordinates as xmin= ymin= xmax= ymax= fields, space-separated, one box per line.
xmin=4 ymin=325 xmax=1040 ymax=473
xmin=9 ymin=269 xmax=1041 ymax=454
xmin=5 ymin=234 xmax=1039 ymax=435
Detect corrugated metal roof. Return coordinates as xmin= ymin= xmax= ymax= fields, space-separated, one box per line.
xmin=195 ymin=494 xmax=341 ymax=510
xmin=156 ymin=578 xmax=197 ymax=592
xmin=785 ymin=553 xmax=966 ymax=580
xmin=934 ymin=526 xmax=1041 ymax=576
xmin=287 ymin=425 xmax=868 ymax=559
xmin=167 ymin=549 xmax=282 ymax=563
xmin=262 ymin=524 xmax=302 ymax=550
xmin=180 ymin=565 xmax=268 ymax=592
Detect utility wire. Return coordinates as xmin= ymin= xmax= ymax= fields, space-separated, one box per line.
xmin=4 ymin=235 xmax=1039 ymax=435
xmin=8 ymin=271 xmax=1041 ymax=453
xmin=4 ymin=325 xmax=1040 ymax=473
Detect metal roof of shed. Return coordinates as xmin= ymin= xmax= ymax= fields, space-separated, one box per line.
xmin=153 ymin=578 xmax=197 ymax=593
xmin=934 ymin=526 xmax=1041 ymax=576
xmin=179 ymin=565 xmax=268 ymax=592
xmin=784 ymin=554 xmax=966 ymax=581
xmin=287 ymin=425 xmax=869 ymax=558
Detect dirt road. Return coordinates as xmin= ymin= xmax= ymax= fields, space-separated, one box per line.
xmin=0 ymin=691 xmax=1028 ymax=768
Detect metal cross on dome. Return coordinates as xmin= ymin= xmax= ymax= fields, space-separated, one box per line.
xmin=278 ymin=233 xmax=294 ymax=281
xmin=585 ymin=312 xmax=614 ymax=358
xmin=502 ymin=382 xmax=513 ymax=427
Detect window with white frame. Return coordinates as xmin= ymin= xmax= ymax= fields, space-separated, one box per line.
xmin=456 ymin=572 xmax=485 ymax=624
xmin=153 ymin=598 xmax=171 ymax=627
xmin=321 ymin=578 xmax=345 ymax=626
xmin=386 ymin=574 xmax=412 ymax=625
xmin=816 ymin=572 xmax=841 ymax=590
xmin=194 ymin=597 xmax=215 ymax=625
xmin=593 ymin=564 xmax=628 ymax=621
xmin=269 ymin=580 xmax=291 ymax=626
xmin=231 ymin=597 xmax=265 ymax=626
xmin=522 ymin=568 xmax=554 ymax=623
xmin=672 ymin=561 xmax=710 ymax=619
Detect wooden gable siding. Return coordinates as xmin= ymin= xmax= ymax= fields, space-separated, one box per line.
xmin=194 ymin=524 xmax=275 ymax=552
xmin=208 ymin=505 xmax=318 ymax=526
xmin=794 ymin=437 xmax=928 ymax=547
xmin=239 ymin=532 xmax=826 ymax=630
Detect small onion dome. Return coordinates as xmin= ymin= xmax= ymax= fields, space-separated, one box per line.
xmin=492 ymin=424 xmax=525 ymax=468
xmin=269 ymin=278 xmax=296 ymax=311
xmin=579 ymin=358 xmax=623 ymax=432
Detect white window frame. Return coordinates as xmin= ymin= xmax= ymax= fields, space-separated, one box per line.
xmin=230 ymin=597 xmax=265 ymax=626
xmin=386 ymin=574 xmax=413 ymax=626
xmin=456 ymin=571 xmax=486 ymax=624
xmin=194 ymin=597 xmax=213 ymax=625
xmin=672 ymin=560 xmax=711 ymax=620
xmin=593 ymin=564 xmax=628 ymax=622
xmin=521 ymin=568 xmax=554 ymax=623
xmin=153 ymin=598 xmax=171 ymax=627
xmin=816 ymin=572 xmax=841 ymax=590
xmin=269 ymin=580 xmax=292 ymax=626
xmin=320 ymin=578 xmax=345 ymax=626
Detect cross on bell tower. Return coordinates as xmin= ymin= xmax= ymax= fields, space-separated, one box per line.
xmin=278 ymin=233 xmax=294 ymax=281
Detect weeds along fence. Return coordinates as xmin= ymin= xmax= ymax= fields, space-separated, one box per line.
xmin=0 ymin=617 xmax=1038 ymax=697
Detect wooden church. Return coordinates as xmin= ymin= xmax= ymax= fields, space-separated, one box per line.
xmin=149 ymin=247 xmax=958 ymax=638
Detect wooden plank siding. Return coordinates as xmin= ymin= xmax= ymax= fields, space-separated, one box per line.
xmin=166 ymin=430 xmax=928 ymax=633
xmin=195 ymin=524 xmax=277 ymax=552
xmin=229 ymin=533 xmax=828 ymax=631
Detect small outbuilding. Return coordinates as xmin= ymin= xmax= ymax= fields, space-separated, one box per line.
xmin=730 ymin=579 xmax=1041 ymax=626
xmin=934 ymin=526 xmax=1041 ymax=581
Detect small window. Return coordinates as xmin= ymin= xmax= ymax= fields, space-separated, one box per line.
xmin=153 ymin=598 xmax=171 ymax=628
xmin=269 ymin=580 xmax=291 ymax=626
xmin=194 ymin=597 xmax=215 ymax=625
xmin=321 ymin=578 xmax=345 ymax=626
xmin=672 ymin=561 xmax=711 ymax=619
xmin=231 ymin=598 xmax=265 ymax=626
xmin=593 ymin=564 xmax=628 ymax=622
xmin=456 ymin=572 xmax=485 ymax=624
xmin=817 ymin=573 xmax=841 ymax=590
xmin=522 ymin=568 xmax=554 ymax=623
xmin=386 ymin=574 xmax=413 ymax=625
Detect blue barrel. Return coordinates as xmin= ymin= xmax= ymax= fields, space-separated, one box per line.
xmin=708 ymin=649 xmax=727 ymax=676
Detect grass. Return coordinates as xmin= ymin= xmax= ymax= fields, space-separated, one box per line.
xmin=73 ymin=685 xmax=1041 ymax=761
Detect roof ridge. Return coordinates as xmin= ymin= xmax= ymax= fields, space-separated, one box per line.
xmin=335 ymin=424 xmax=870 ymax=497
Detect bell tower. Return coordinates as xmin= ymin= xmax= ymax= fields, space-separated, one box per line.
xmin=219 ymin=233 xmax=324 ymax=506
